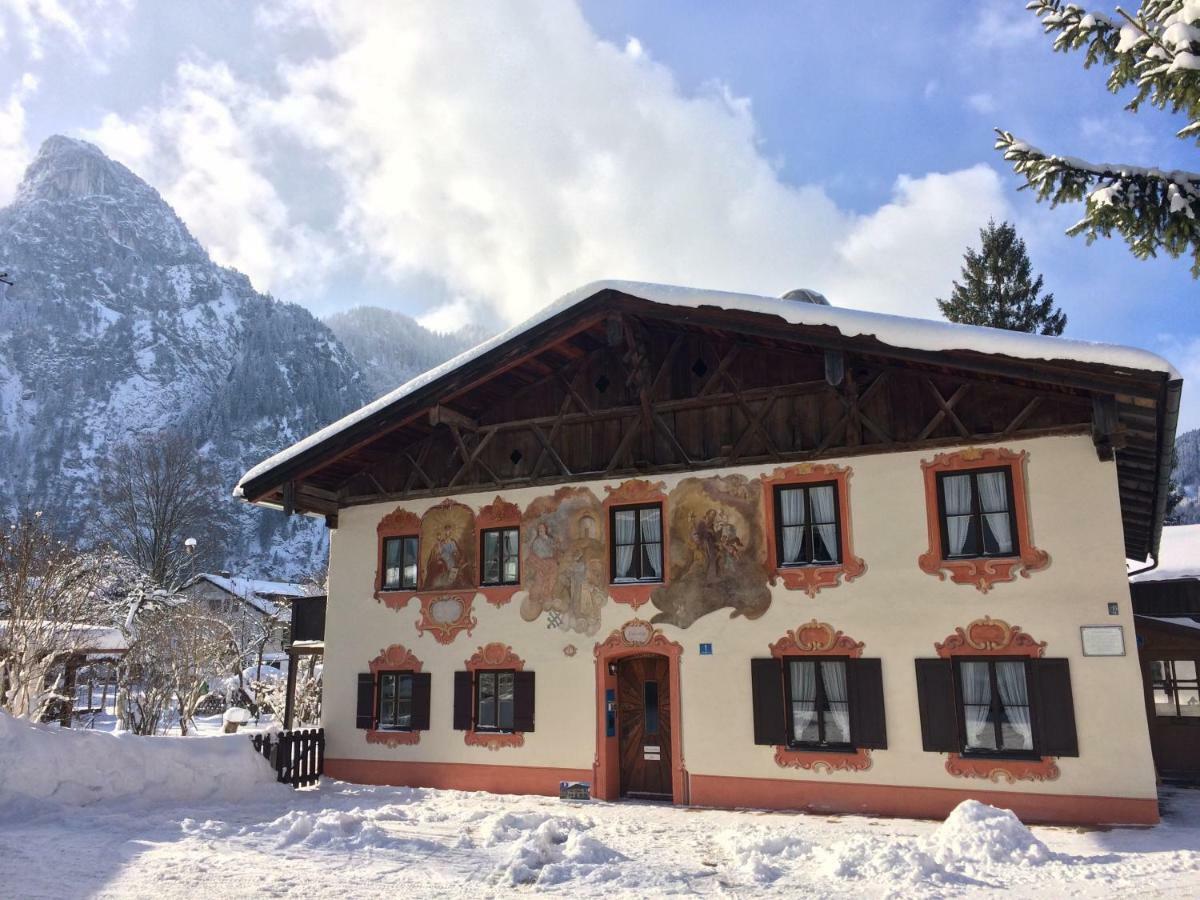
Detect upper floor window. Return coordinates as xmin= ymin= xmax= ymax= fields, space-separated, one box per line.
xmin=610 ymin=503 xmax=663 ymax=583
xmin=936 ymin=468 xmax=1017 ymax=560
xmin=774 ymin=483 xmax=841 ymax=566
xmin=1151 ymin=659 xmax=1199 ymax=718
xmin=785 ymin=658 xmax=851 ymax=748
xmin=955 ymin=658 xmax=1035 ymax=756
xmin=382 ymin=535 xmax=418 ymax=590
xmin=377 ymin=671 xmax=413 ymax=730
xmin=481 ymin=527 xmax=520 ymax=586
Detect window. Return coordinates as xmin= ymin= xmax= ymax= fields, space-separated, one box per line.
xmin=955 ymin=659 xmax=1035 ymax=756
xmin=382 ymin=535 xmax=418 ymax=590
xmin=936 ymin=468 xmax=1018 ymax=559
xmin=476 ymin=670 xmax=515 ymax=731
xmin=481 ymin=527 xmax=520 ymax=586
xmin=1150 ymin=659 xmax=1200 ymax=718
xmin=377 ymin=672 xmax=413 ymax=730
xmin=785 ymin=658 xmax=851 ymax=748
xmin=610 ymin=503 xmax=664 ymax=583
xmin=774 ymin=483 xmax=841 ymax=566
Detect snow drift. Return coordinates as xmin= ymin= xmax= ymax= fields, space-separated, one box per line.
xmin=0 ymin=711 xmax=282 ymax=812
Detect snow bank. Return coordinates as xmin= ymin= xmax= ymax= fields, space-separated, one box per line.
xmin=928 ymin=799 xmax=1051 ymax=868
xmin=0 ymin=711 xmax=282 ymax=813
xmin=479 ymin=810 xmax=625 ymax=886
xmin=261 ymin=807 xmax=437 ymax=852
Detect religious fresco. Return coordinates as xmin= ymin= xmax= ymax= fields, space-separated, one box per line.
xmin=518 ymin=486 xmax=608 ymax=635
xmin=418 ymin=499 xmax=476 ymax=591
xmin=650 ymin=474 xmax=771 ymax=628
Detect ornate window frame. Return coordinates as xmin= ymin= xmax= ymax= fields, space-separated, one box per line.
xmin=365 ymin=644 xmax=423 ymax=748
xmin=374 ymin=507 xmax=422 ymax=608
xmin=476 ymin=496 xmax=522 ymax=607
xmin=761 ymin=464 xmax=865 ymax=597
xmin=603 ymin=479 xmax=669 ymax=609
xmin=768 ymin=619 xmax=872 ymax=772
xmin=935 ymin=616 xmax=1059 ymax=782
xmin=918 ymin=447 xmax=1049 ymax=593
xmin=464 ymin=642 xmax=527 ymax=750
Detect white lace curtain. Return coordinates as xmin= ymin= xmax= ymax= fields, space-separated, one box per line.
xmin=640 ymin=507 xmax=663 ymax=578
xmin=942 ymin=474 xmax=973 ymax=556
xmin=960 ymin=661 xmax=994 ymax=750
xmin=780 ymin=488 xmax=805 ymax=563
xmin=614 ymin=509 xmax=636 ymax=579
xmin=976 ymin=471 xmax=1013 ymax=554
xmin=995 ymin=661 xmax=1032 ymax=750
xmin=821 ymin=660 xmax=850 ymax=743
xmin=789 ymin=661 xmax=818 ymax=742
xmin=809 ymin=486 xmax=837 ymax=563
xmin=502 ymin=529 xmax=520 ymax=580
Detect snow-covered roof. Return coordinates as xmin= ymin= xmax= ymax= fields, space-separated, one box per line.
xmin=191 ymin=573 xmax=312 ymax=617
xmin=0 ymin=621 xmax=128 ymax=653
xmin=237 ymin=280 xmax=1180 ymax=498
xmin=1130 ymin=524 xmax=1200 ymax=583
xmin=1136 ymin=615 xmax=1200 ymax=632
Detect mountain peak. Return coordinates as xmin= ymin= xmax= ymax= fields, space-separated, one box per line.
xmin=17 ymin=135 xmax=156 ymax=206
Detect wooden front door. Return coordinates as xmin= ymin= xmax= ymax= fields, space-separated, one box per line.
xmin=617 ymin=655 xmax=672 ymax=799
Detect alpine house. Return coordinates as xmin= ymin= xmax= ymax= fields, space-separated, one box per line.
xmin=237 ymin=281 xmax=1181 ymax=825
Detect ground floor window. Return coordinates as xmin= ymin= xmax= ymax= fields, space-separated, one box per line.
xmin=955 ymin=658 xmax=1034 ymax=755
xmin=1150 ymin=659 xmax=1200 ymax=718
xmin=476 ymin=670 xmax=515 ymax=731
xmin=785 ymin=658 xmax=851 ymax=748
xmin=377 ymin=671 xmax=413 ymax=730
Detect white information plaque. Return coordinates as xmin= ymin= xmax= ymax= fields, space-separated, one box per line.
xmin=1080 ymin=625 xmax=1125 ymax=657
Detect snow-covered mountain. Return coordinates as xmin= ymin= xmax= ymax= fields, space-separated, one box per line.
xmin=324 ymin=306 xmax=484 ymax=399
xmin=0 ymin=136 xmax=373 ymax=578
xmin=1172 ymin=427 xmax=1200 ymax=524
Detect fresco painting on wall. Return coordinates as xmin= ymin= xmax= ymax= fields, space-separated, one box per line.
xmin=419 ymin=499 xmax=476 ymax=591
xmin=518 ymin=486 xmax=607 ymax=635
xmin=650 ymin=474 xmax=770 ymax=628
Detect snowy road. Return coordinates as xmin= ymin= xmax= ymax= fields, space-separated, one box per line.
xmin=2 ymin=781 xmax=1199 ymax=898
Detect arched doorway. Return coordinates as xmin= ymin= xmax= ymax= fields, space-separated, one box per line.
xmin=593 ymin=619 xmax=686 ymax=804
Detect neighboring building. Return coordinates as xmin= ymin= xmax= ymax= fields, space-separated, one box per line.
xmin=237 ymin=281 xmax=1181 ymax=825
xmin=1130 ymin=524 xmax=1200 ymax=781
xmin=180 ymin=574 xmax=304 ymax=658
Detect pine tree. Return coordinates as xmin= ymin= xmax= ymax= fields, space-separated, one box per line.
xmin=937 ymin=220 xmax=1067 ymax=335
xmin=996 ymin=2 xmax=1200 ymax=275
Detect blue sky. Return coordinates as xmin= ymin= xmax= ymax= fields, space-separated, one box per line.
xmin=1 ymin=0 xmax=1197 ymax=426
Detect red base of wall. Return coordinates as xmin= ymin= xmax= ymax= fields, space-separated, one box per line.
xmin=325 ymin=758 xmax=592 ymax=796
xmin=325 ymin=758 xmax=1160 ymax=826
xmin=688 ymin=773 xmax=1160 ymax=826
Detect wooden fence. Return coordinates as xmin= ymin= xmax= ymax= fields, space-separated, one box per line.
xmin=251 ymin=728 xmax=325 ymax=788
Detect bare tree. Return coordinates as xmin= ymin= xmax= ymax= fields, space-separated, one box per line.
xmin=0 ymin=513 xmax=109 ymax=721
xmin=97 ymin=431 xmax=228 ymax=590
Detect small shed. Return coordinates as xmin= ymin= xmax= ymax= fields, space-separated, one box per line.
xmin=1130 ymin=524 xmax=1200 ymax=780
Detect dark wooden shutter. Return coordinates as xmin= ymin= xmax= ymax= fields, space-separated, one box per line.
xmin=410 ymin=672 xmax=432 ymax=731
xmin=750 ymin=658 xmax=787 ymax=745
xmin=1031 ymin=658 xmax=1079 ymax=757
xmin=513 ymin=671 xmax=536 ymax=732
xmin=848 ymin=658 xmax=887 ymax=749
xmin=452 ymin=670 xmax=473 ymax=730
xmin=914 ymin=658 xmax=959 ymax=752
xmin=355 ymin=672 xmax=375 ymax=730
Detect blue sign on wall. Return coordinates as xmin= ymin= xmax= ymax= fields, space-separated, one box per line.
xmin=699 ymin=643 xmax=713 ymax=656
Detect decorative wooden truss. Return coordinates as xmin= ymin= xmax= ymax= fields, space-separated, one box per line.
xmin=934 ymin=616 xmax=1058 ymax=782
xmin=364 ymin=644 xmax=423 ymax=748
xmin=415 ymin=594 xmax=477 ymax=645
xmin=603 ymin=479 xmax=669 ymax=609
xmin=768 ymin=620 xmax=872 ymax=773
xmin=475 ymin=496 xmax=523 ymax=607
xmin=760 ymin=463 xmax=866 ymax=597
xmin=374 ymin=507 xmax=421 ymax=605
xmin=918 ymin=447 xmax=1050 ymax=593
xmin=463 ymin=643 xmax=527 ymax=750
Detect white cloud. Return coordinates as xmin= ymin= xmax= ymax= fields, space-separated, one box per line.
xmin=967 ymin=1 xmax=1040 ymax=51
xmin=84 ymin=61 xmax=336 ymax=299
xmin=0 ymin=0 xmax=132 ymax=63
xmin=0 ymin=74 xmax=38 ymax=206
xmin=80 ymin=0 xmax=1015 ymax=328
xmin=966 ymin=92 xmax=997 ymax=115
